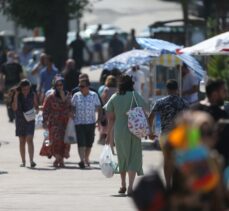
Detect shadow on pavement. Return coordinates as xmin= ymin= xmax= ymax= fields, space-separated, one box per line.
xmin=28 ymin=167 xmax=56 ymax=171
xmin=0 ymin=171 xmax=8 ymax=175
xmin=61 ymin=166 xmax=101 ymax=171
xmin=110 ymin=194 xmax=128 ymax=197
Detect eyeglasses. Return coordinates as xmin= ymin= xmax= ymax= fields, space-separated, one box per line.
xmin=79 ymin=85 xmax=86 ymax=88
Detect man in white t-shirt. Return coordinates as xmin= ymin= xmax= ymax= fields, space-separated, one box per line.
xmin=181 ymin=63 xmax=199 ymax=104
xmin=126 ymin=65 xmax=145 ymax=95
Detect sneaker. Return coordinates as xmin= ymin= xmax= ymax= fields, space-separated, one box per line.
xmin=30 ymin=161 xmax=36 ymax=168
xmin=78 ymin=161 xmax=85 ymax=169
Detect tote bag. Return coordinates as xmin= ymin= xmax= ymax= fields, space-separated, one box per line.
xmin=127 ymin=92 xmax=150 ymax=139
xmin=23 ymin=108 xmax=36 ymax=122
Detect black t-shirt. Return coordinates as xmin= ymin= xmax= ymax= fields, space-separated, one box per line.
xmin=1 ymin=62 xmax=23 ymax=87
xmin=63 ymin=69 xmax=80 ymax=92
xmin=191 ymin=103 xmax=228 ymax=122
xmin=70 ymin=39 xmax=86 ymax=61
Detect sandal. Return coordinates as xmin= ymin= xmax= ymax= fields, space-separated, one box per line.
xmin=59 ymin=162 xmax=65 ymax=168
xmin=118 ymin=187 xmax=126 ymax=194
xmin=53 ymin=160 xmax=59 ymax=168
xmin=30 ymin=161 xmax=36 ymax=168
xmin=20 ymin=162 xmax=26 ymax=167
xmin=78 ymin=161 xmax=85 ymax=169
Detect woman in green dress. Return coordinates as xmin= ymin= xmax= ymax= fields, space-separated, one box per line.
xmin=105 ymin=74 xmax=148 ymax=195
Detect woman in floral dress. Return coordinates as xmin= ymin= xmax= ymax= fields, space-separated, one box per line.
xmin=43 ymin=75 xmax=73 ymax=167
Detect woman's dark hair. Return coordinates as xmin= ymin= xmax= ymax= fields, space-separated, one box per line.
xmin=118 ymin=74 xmax=134 ymax=95
xmin=206 ymin=78 xmax=225 ymax=97
xmin=54 ymin=78 xmax=67 ymax=98
xmin=19 ymin=79 xmax=31 ymax=88
xmin=17 ymin=79 xmax=31 ymax=92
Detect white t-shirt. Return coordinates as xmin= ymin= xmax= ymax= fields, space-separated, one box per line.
xmin=182 ymin=72 xmax=199 ymax=104
xmin=126 ymin=69 xmax=145 ymax=95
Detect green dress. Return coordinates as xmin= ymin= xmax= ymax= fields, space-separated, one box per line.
xmin=105 ymin=91 xmax=148 ymax=175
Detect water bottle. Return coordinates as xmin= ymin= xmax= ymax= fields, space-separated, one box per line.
xmin=43 ymin=130 xmax=50 ymax=146
xmin=43 ymin=130 xmax=49 ymax=139
xmin=199 ymin=79 xmax=205 ymax=93
xmin=154 ymin=113 xmax=161 ymax=141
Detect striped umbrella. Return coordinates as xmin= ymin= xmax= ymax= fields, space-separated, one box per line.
xmin=136 ymin=38 xmax=205 ymax=79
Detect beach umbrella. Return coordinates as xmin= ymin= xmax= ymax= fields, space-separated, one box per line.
xmin=177 ymin=31 xmax=229 ymax=55
xmin=102 ymin=49 xmax=160 ymax=72
xmin=136 ymin=38 xmax=205 ymax=80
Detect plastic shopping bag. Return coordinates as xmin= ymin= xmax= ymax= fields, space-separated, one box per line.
xmin=64 ymin=118 xmax=77 ymax=144
xmin=35 ymin=111 xmax=43 ymax=129
xmin=99 ymin=145 xmax=117 ymax=178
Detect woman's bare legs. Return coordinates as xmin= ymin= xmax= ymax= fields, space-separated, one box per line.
xmin=26 ymin=135 xmax=34 ymax=163
xmin=120 ymin=171 xmax=126 ymax=188
xmin=19 ymin=136 xmax=26 ymax=166
xmin=128 ymin=171 xmax=136 ymax=194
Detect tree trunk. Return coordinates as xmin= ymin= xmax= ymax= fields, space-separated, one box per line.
xmin=44 ymin=1 xmax=68 ymax=70
xmin=181 ymin=0 xmax=189 ymax=46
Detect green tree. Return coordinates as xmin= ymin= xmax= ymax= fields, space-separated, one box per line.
xmin=0 ymin=0 xmax=90 ymax=69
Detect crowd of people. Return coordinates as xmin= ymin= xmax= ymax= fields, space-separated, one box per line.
xmin=0 ymin=33 xmax=229 ymax=210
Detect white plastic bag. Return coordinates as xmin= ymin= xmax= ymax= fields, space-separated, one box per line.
xmin=99 ymin=145 xmax=117 ymax=178
xmin=35 ymin=111 xmax=43 ymax=129
xmin=64 ymin=118 xmax=77 ymax=144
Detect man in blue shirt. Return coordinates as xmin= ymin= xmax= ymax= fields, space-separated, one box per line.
xmin=39 ymin=55 xmax=58 ymax=102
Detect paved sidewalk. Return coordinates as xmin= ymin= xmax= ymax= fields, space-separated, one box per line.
xmin=0 ymin=105 xmax=163 ymax=211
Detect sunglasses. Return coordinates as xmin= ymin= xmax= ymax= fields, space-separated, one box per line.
xmin=79 ymin=85 xmax=87 ymax=88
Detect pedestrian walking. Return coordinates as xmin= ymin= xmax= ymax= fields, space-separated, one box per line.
xmin=105 ymin=75 xmax=148 ymax=195
xmin=191 ymin=78 xmax=229 ymax=166
xmin=98 ymin=75 xmax=117 ymax=146
xmin=39 ymin=55 xmax=58 ymax=104
xmin=71 ymin=79 xmax=101 ymax=168
xmin=148 ymin=79 xmax=188 ymax=187
xmin=0 ymin=51 xmax=24 ymax=122
xmin=12 ymin=79 xmax=38 ymax=168
xmin=62 ymin=58 xmax=80 ymax=93
xmin=42 ymin=75 xmax=73 ymax=167
xmin=68 ymin=33 xmax=91 ymax=71
xmin=126 ymin=65 xmax=146 ymax=96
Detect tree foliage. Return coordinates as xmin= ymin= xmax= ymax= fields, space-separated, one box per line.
xmin=0 ymin=0 xmax=91 ymax=69
xmin=208 ymin=56 xmax=229 ymax=88
xmin=0 ymin=0 xmax=90 ymax=28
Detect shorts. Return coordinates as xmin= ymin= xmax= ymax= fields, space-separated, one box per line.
xmin=75 ymin=124 xmax=95 ymax=148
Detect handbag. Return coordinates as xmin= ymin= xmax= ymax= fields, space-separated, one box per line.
xmin=23 ymin=108 xmax=36 ymax=122
xmin=127 ymin=92 xmax=150 ymax=139
xmin=39 ymin=131 xmax=52 ymax=158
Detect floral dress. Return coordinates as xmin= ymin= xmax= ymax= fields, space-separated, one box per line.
xmin=43 ymin=92 xmax=72 ymax=158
